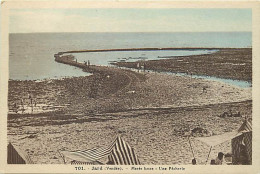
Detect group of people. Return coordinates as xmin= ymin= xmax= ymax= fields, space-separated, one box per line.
xmin=13 ymin=92 xmax=37 ymax=114
xmin=84 ymin=60 xmax=91 ymax=67
xmin=192 ymin=152 xmax=226 ymax=165
xmin=219 ymin=109 xmax=241 ymax=118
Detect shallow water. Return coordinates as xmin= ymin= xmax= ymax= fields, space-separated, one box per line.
xmin=169 ymin=72 xmax=252 ymax=88
xmin=70 ymin=49 xmax=218 ymax=66
xmin=70 ymin=49 xmax=253 ymax=88
xmin=9 ymin=32 xmax=251 ymax=81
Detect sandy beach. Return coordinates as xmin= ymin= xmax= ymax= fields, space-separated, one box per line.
xmin=7 ymin=48 xmax=252 ymax=164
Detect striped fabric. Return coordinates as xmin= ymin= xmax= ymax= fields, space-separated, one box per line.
xmin=61 ymin=136 xmax=140 ymax=165
xmin=238 ymin=118 xmax=252 ymax=133
xmin=70 ymin=160 xmax=103 ymax=165
xmin=243 ymin=132 xmax=252 ymax=165
xmin=7 ymin=143 xmax=33 ymax=164
xmin=231 ymin=133 xmax=244 ymax=165
xmin=61 ymin=138 xmax=117 ymax=163
xmin=108 ymin=136 xmax=140 ymax=165
xmin=231 ymin=131 xmax=252 ymax=165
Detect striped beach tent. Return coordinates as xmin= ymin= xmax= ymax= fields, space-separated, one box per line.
xmin=7 ymin=142 xmax=33 ymax=164
xmin=60 ymin=136 xmax=140 ymax=165
xmin=107 ymin=136 xmax=140 ymax=165
xmin=231 ymin=118 xmax=252 ymax=165
xmin=237 ymin=118 xmax=252 ymax=133
xmin=60 ymin=138 xmax=117 ymax=163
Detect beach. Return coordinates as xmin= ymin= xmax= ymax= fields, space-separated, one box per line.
xmin=7 ymin=48 xmax=252 ymax=164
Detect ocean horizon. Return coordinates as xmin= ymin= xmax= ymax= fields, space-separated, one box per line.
xmin=9 ymin=32 xmax=251 ymax=80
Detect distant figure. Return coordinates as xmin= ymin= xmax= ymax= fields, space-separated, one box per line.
xmin=203 ymin=87 xmax=207 ymax=93
xmin=192 ymin=158 xmax=196 ymax=165
xmin=21 ymin=98 xmax=24 ymax=114
xmin=13 ymin=103 xmax=18 ymax=113
xmin=28 ymin=93 xmax=31 ymax=99
xmin=20 ymin=99 xmax=24 ymax=107
xmin=137 ymin=63 xmax=140 ymax=72
xmin=234 ymin=111 xmax=241 ymax=117
xmin=210 ymin=159 xmax=216 ymax=165
xmin=215 ymin=152 xmax=225 ymax=165
xmin=88 ymin=60 xmax=90 ymax=66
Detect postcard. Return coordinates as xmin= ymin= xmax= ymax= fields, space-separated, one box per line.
xmin=0 ymin=1 xmax=259 ymax=173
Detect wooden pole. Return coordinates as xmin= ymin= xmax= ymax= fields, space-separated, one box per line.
xmin=188 ymin=136 xmax=195 ymax=159
xmin=57 ymin=150 xmax=66 ymax=164
xmin=205 ymin=146 xmax=212 ymax=165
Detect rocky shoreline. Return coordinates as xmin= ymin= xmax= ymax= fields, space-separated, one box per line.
xmin=113 ymin=48 xmax=252 ymax=82
xmin=8 ymin=48 xmax=252 ymax=164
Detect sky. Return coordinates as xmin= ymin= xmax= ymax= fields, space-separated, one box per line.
xmin=9 ymin=8 xmax=252 ymax=33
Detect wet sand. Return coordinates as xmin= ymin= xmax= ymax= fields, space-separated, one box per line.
xmin=8 ymin=48 xmax=252 ymax=164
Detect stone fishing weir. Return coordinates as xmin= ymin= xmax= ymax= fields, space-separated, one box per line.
xmin=54 ymin=53 xmax=124 ymax=75
xmin=54 ymin=52 xmax=119 ymax=74
xmin=54 ymin=54 xmax=97 ymax=73
xmin=54 ymin=51 xmax=146 ymax=94
xmin=54 ymin=47 xmax=221 ymax=74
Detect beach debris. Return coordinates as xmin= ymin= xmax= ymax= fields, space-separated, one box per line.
xmin=191 ymin=127 xmax=211 ymax=137
xmin=126 ymin=90 xmax=136 ymax=94
xmin=218 ymin=110 xmax=241 ymax=118
xmin=27 ymin=134 xmax=37 ymax=139
xmin=174 ymin=127 xmax=190 ymax=136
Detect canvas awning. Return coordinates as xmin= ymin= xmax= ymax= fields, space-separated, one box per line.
xmin=60 ymin=136 xmax=140 ymax=165
xmin=237 ymin=118 xmax=252 ymax=133
xmin=7 ymin=142 xmax=33 ymax=164
xmin=195 ymin=131 xmax=239 ymax=147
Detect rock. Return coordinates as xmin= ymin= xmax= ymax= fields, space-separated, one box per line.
xmin=27 ymin=134 xmax=37 ymax=138
xmin=191 ymin=127 xmax=210 ymax=137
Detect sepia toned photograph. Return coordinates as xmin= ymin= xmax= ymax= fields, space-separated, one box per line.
xmin=1 ymin=2 xmax=258 ymax=172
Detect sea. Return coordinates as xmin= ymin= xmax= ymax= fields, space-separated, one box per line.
xmin=9 ymin=32 xmax=252 ymax=87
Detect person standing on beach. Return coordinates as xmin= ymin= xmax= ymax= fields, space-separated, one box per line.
xmin=215 ymin=152 xmax=226 ymax=165
xmin=192 ymin=158 xmax=197 ymax=165
xmin=203 ymin=86 xmax=207 ymax=93
xmin=34 ymin=98 xmax=37 ymax=107
xmin=20 ymin=98 xmax=24 ymax=114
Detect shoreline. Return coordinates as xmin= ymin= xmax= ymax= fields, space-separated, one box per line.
xmin=113 ymin=48 xmax=252 ymax=82
xmin=8 ymin=49 xmax=252 ymax=115
xmin=10 ymin=48 xmax=251 ymax=84
xmin=7 ymin=47 xmax=252 ymax=164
